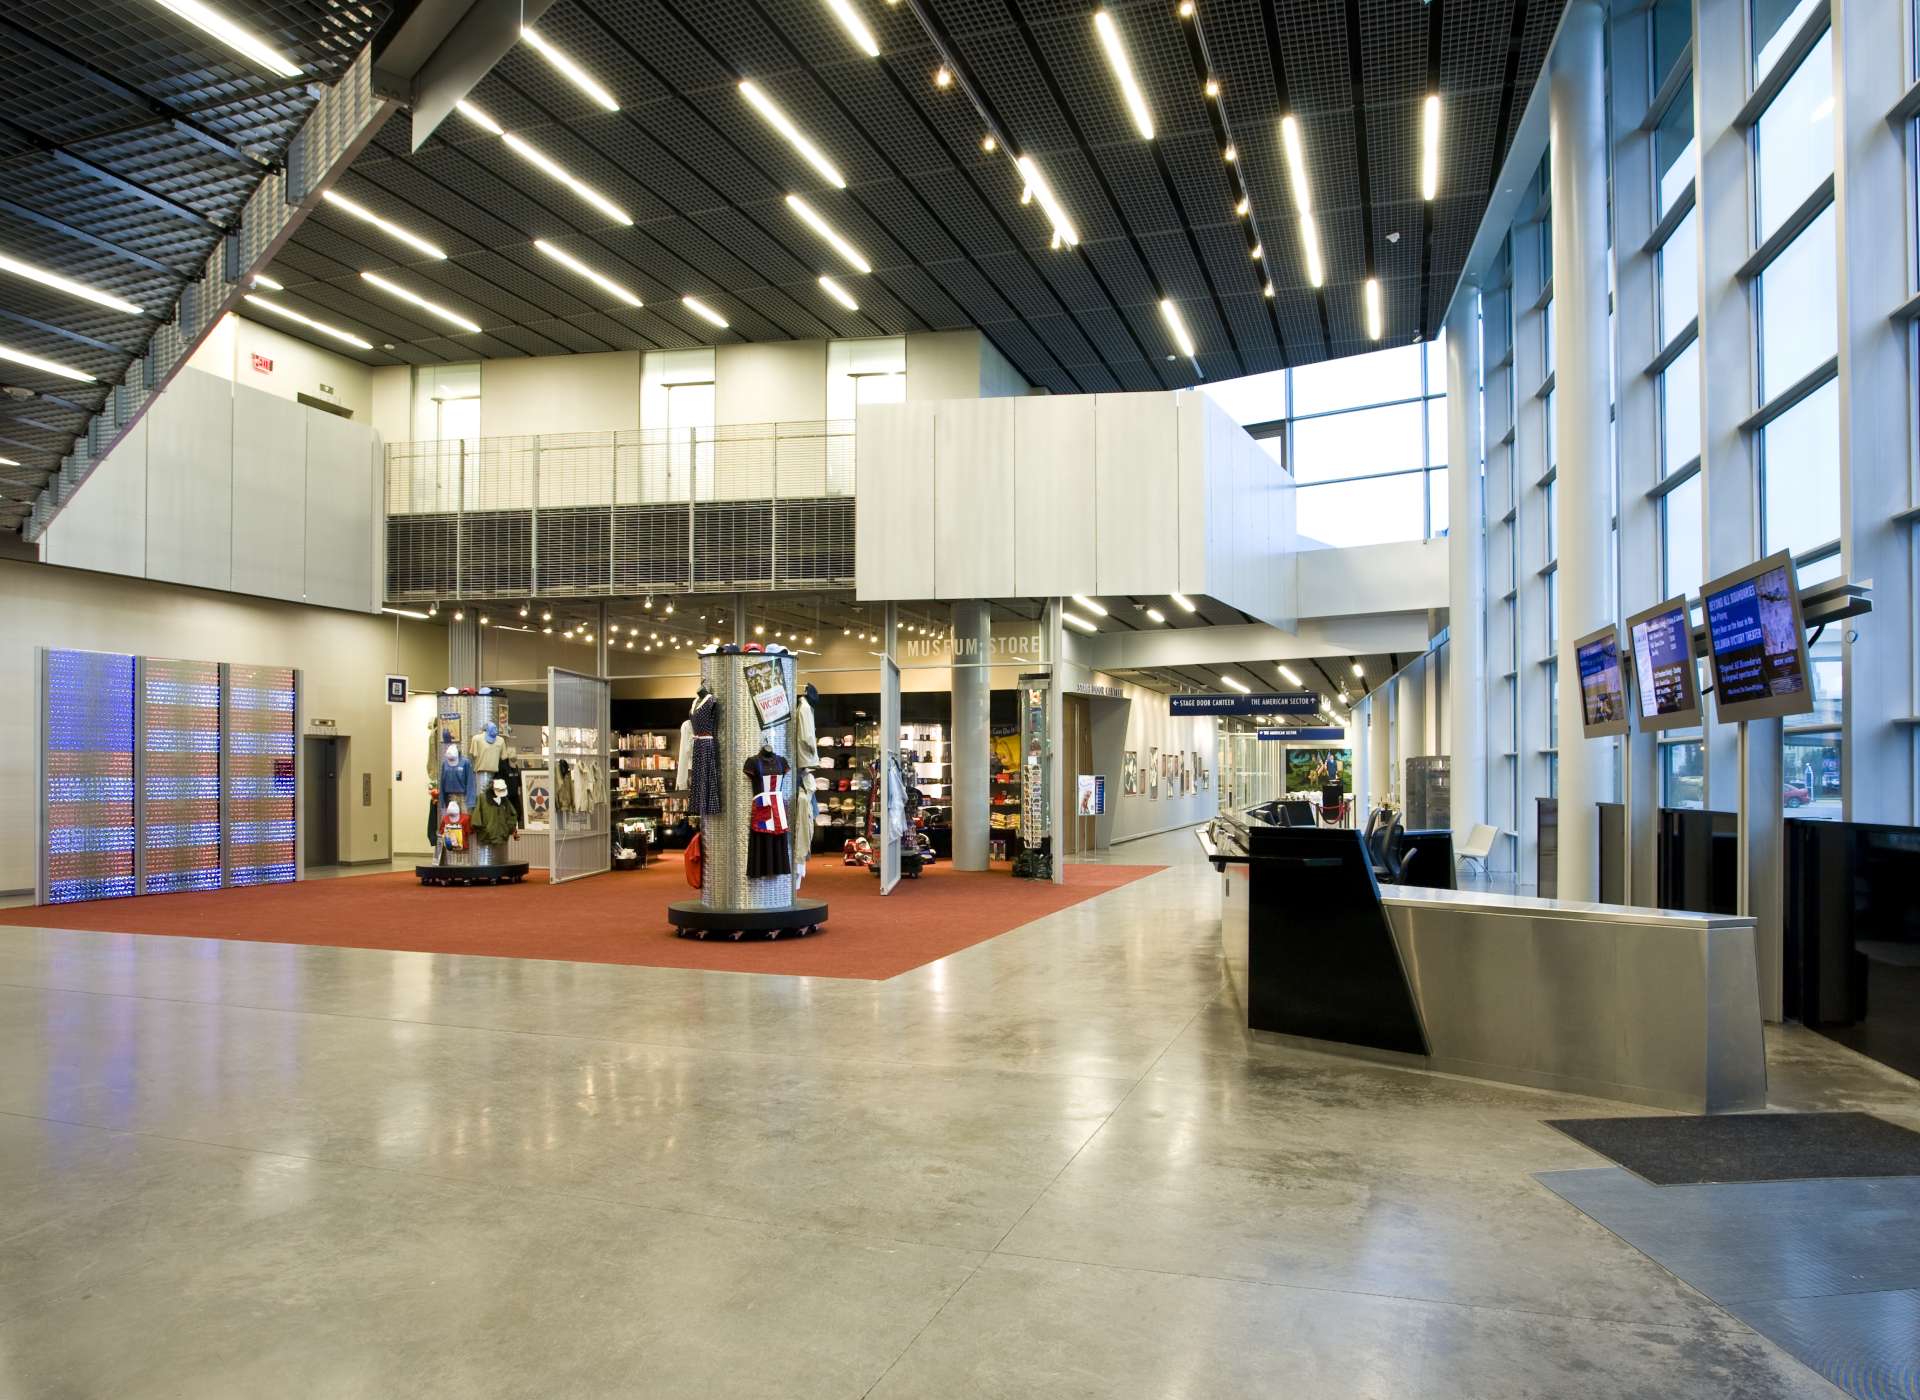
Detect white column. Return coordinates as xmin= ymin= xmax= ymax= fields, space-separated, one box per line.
xmin=1446 ymin=303 xmax=1486 ymax=850
xmin=1369 ymin=680 xmax=1393 ymax=808
xmin=1549 ymin=0 xmax=1614 ymax=902
xmin=950 ymin=600 xmax=991 ymax=869
xmin=448 ymin=616 xmax=479 ymax=690
xmin=1834 ymin=0 xmax=1916 ymax=824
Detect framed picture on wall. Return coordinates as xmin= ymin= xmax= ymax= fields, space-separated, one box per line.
xmin=520 ymin=768 xmax=553 ymax=832
xmin=1122 ymin=750 xmax=1138 ymax=795
xmin=1147 ymin=746 xmax=1159 ymax=799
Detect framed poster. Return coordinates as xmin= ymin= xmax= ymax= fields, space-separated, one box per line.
xmin=436 ymin=712 xmax=462 ymax=748
xmin=1122 ymin=750 xmax=1138 ymax=794
xmin=520 ymin=768 xmax=553 ymax=831
xmin=1147 ymin=746 xmax=1159 ymax=799
xmin=742 ymin=659 xmax=791 ymax=727
xmin=1285 ymin=748 xmax=1354 ymax=793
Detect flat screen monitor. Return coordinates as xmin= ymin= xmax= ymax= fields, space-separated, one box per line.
xmin=1626 ymin=595 xmax=1703 ymax=732
xmin=1702 ymin=550 xmax=1815 ymax=723
xmin=1573 ymin=625 xmax=1630 ymax=738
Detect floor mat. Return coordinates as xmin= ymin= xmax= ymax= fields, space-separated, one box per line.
xmin=1540 ymin=1168 xmax=1920 ymax=1400
xmin=1545 ymin=1111 xmax=1920 ymax=1185
xmin=0 ymin=856 xmax=1164 ymax=980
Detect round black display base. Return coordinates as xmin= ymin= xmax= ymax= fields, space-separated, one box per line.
xmin=668 ymin=898 xmax=828 ymax=941
xmin=415 ymin=862 xmax=530 ymax=887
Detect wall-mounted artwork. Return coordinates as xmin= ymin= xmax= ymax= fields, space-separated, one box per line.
xmin=1286 ymin=748 xmax=1354 ymax=793
xmin=1122 ymin=750 xmax=1138 ymax=795
xmin=1147 ymin=746 xmax=1159 ymax=799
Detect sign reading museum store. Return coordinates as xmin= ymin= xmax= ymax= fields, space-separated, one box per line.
xmin=1169 ymin=691 xmax=1319 ymax=717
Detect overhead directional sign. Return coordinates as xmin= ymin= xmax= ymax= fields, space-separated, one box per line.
xmin=1257 ymin=727 xmax=1347 ymax=741
xmin=1170 ymin=691 xmax=1318 ymax=716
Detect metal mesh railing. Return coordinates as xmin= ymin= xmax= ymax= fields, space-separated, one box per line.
xmin=385 ymin=421 xmax=857 ymax=600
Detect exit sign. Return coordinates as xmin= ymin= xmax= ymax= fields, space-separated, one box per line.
xmin=250 ymin=353 xmax=273 ymax=374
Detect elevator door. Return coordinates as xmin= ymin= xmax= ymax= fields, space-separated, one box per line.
xmin=301 ymin=736 xmax=340 ymax=868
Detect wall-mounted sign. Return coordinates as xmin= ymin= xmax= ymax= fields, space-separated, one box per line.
xmin=1170 ymin=691 xmax=1316 ymax=716
xmin=1076 ymin=773 xmax=1105 ymax=815
xmin=250 ymin=353 xmax=273 ymax=375
xmin=386 ymin=675 xmax=408 ymax=704
xmin=1072 ymin=683 xmax=1124 ymax=699
xmin=1257 ymin=727 xmax=1347 ymax=741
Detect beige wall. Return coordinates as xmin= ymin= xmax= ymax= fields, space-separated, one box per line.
xmin=481 ymin=351 xmax=641 ymax=437
xmin=188 ymin=313 xmax=375 ymax=421
xmin=716 ymin=340 xmax=827 ymax=425
xmin=906 ymin=330 xmax=986 ymax=401
xmin=371 ymin=364 xmax=410 ymax=443
xmin=0 ymin=558 xmax=446 ymax=892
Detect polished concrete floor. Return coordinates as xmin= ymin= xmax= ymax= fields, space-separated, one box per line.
xmin=2 ymin=831 xmax=1915 ymax=1398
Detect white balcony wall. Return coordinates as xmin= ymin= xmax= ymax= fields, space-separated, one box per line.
xmin=41 ymin=367 xmax=382 ymax=614
xmin=856 ymin=390 xmax=1298 ymax=629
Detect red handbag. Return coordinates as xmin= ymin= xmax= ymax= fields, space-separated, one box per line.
xmin=683 ymin=832 xmax=703 ymax=889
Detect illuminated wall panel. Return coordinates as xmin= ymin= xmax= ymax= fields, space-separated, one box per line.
xmin=224 ymin=663 xmax=297 ymax=886
xmin=43 ymin=649 xmax=136 ymax=903
xmin=140 ymin=658 xmax=223 ymax=893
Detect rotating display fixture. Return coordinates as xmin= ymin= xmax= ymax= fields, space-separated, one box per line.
xmin=417 ymin=690 xmax=529 ymax=887
xmin=669 ymin=648 xmax=828 ymax=939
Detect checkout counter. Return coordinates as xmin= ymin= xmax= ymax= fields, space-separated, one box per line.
xmin=1202 ymin=807 xmax=1767 ymax=1113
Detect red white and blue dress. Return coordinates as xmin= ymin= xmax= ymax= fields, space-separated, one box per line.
xmin=743 ymin=751 xmax=792 ymax=878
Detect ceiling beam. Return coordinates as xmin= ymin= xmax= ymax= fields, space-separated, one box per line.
xmin=0 ymin=197 xmax=193 ymax=281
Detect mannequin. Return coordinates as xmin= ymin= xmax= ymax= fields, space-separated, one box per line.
xmin=469 ymin=719 xmax=505 ymax=775
xmin=744 ymin=739 xmax=792 ymax=878
xmin=473 ymin=776 xmax=520 ymax=848
xmin=793 ymin=683 xmax=820 ymax=886
xmin=437 ymin=742 xmax=475 ymax=808
xmin=688 ymin=683 xmax=721 ymax=815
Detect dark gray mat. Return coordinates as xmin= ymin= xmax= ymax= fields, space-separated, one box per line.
xmin=1545 ymin=1111 xmax=1920 ymax=1185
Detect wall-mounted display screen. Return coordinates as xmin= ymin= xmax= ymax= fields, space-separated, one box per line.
xmin=1574 ymin=626 xmax=1629 ymax=738
xmin=1626 ymin=596 xmax=1703 ymax=732
xmin=1702 ymin=551 xmax=1814 ymax=723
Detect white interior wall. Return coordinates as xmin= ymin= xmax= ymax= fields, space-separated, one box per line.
xmin=1098 ymin=673 xmax=1221 ymax=843
xmin=187 ymin=313 xmax=374 ymax=420
xmin=0 ymin=558 xmax=446 ymax=892
xmin=480 ymin=352 xmax=640 ymax=437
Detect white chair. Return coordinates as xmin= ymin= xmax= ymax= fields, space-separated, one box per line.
xmin=1457 ymin=824 xmax=1499 ymax=877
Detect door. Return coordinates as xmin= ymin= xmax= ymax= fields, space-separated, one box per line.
xmin=666 ymin=380 xmax=715 ymax=501
xmin=301 ymin=736 xmax=340 ymax=867
xmin=1062 ymin=695 xmax=1095 ymax=855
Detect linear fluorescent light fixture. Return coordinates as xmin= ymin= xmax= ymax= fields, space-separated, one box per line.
xmin=251 ymin=273 xmax=283 ymax=291
xmin=1062 ymin=611 xmax=1098 ymax=633
xmin=1071 ymin=594 xmax=1107 ymax=616
xmin=151 ymin=0 xmax=301 ymax=77
xmin=242 ymin=294 xmax=373 ymax=350
xmin=382 ymin=606 xmax=431 ymax=620
xmin=1220 ymin=674 xmax=1250 ymax=694
xmin=520 ymin=26 xmax=620 ymax=112
xmin=740 ymin=82 xmax=847 ymax=189
xmin=0 ymin=252 xmax=142 ymax=315
xmin=456 ymin=101 xmax=632 ymax=224
xmin=1170 ymin=592 xmax=1197 ymax=612
xmin=1278 ymin=664 xmax=1302 ymax=686
xmin=0 ymin=342 xmax=95 ymax=382
xmin=823 ymin=0 xmax=881 ymax=56
xmin=818 ymin=275 xmax=859 ymax=312
xmin=454 ymin=99 xmax=503 ymax=135
xmin=1158 ymin=298 xmax=1197 ymax=360
xmin=360 ymin=271 xmax=481 ymax=333
xmin=1300 ymin=212 xmax=1325 ymax=289
xmin=534 ymin=239 xmax=641 ymax=307
xmin=321 ymin=190 xmax=447 ymax=260
xmin=0 ymin=455 xmax=20 ymax=466
xmin=681 ymin=296 xmax=729 ymax=328
xmin=1144 ymin=607 xmax=1166 ymax=623
xmin=1364 ymin=277 xmax=1383 ymax=340
xmin=1014 ymin=155 xmax=1079 ymax=246
xmin=1279 ymin=115 xmax=1313 ymax=215
xmin=1421 ymin=93 xmax=1441 ymax=201
xmin=785 ymin=195 xmax=871 ymax=273
xmin=1092 ymin=10 xmax=1155 ymax=140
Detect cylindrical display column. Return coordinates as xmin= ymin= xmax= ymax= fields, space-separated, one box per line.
xmin=950 ymin=600 xmax=991 ymax=871
xmin=1549 ymin=0 xmax=1613 ymax=903
xmin=699 ymin=650 xmax=796 ymax=910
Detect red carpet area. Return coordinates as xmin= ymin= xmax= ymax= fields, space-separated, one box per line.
xmin=0 ymin=854 xmax=1163 ymax=980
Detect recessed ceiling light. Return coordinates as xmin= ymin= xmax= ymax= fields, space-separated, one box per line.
xmin=533 ymin=238 xmax=642 ymax=307
xmin=1421 ymin=93 xmax=1441 ymax=201
xmin=360 ymin=271 xmax=481 ymax=333
xmin=251 ymin=273 xmax=283 ymax=291
xmin=1178 ymin=0 xmax=1195 ymax=15
xmin=1014 ymin=155 xmax=1079 ymax=246
xmin=1263 ymin=282 xmax=1275 ymax=297
xmin=934 ymin=65 xmax=953 ymax=88
xmin=242 ymin=293 xmax=373 ymax=350
xmin=1092 ymin=10 xmax=1155 ymax=140
xmin=824 ymin=0 xmax=881 ymax=57
xmin=520 ymin=26 xmax=620 ymax=112
xmin=1204 ymin=78 xmax=1220 ymax=98
xmin=1145 ymin=607 xmax=1166 ymax=623
xmin=1071 ymin=594 xmax=1107 ymax=616
xmin=1364 ymin=277 xmax=1383 ymax=340
xmin=1250 ymin=243 xmax=1263 ymax=260
xmin=1158 ymin=298 xmax=1197 ymax=360
xmin=1222 ymin=144 xmax=1236 ymax=162
xmin=321 ymin=190 xmax=448 ymax=260
xmin=1352 ymin=662 xmax=1365 ymax=677
xmin=1301 ymin=212 xmax=1325 ymax=288
xmin=681 ymin=296 xmax=729 ymax=328
xmin=818 ymin=275 xmax=860 ymax=312
xmin=1062 ymin=611 xmax=1097 ymax=633
xmin=1234 ymin=197 xmax=1249 ymax=216
xmin=0 ymin=342 xmax=95 ymax=382
xmin=785 ymin=194 xmax=871 ymax=273
xmin=739 ymin=81 xmax=847 ymax=189
xmin=1170 ymin=592 xmax=1197 ymax=612
xmin=0 ymin=251 xmax=142 ymax=315
xmin=981 ymin=134 xmax=997 ymax=153
xmin=151 ymin=0 xmax=301 ymax=77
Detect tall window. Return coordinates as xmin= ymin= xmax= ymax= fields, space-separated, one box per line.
xmin=1203 ymin=339 xmax=1448 ymax=549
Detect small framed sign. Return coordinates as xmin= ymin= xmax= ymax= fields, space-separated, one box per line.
xmin=386 ymin=675 xmax=409 ymax=704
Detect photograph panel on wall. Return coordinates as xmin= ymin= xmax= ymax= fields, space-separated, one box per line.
xmin=1122 ymin=750 xmax=1138 ymax=795
xmin=1285 ymin=748 xmax=1354 ymax=793
xmin=1147 ymin=746 xmax=1159 ymax=799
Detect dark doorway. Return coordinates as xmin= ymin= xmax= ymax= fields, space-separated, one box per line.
xmin=302 ymin=736 xmax=341 ymax=868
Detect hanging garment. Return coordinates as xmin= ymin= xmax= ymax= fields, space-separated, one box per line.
xmin=675 ymin=718 xmax=695 ymax=791
xmin=795 ymin=696 xmax=820 ymax=770
xmin=473 ymin=788 xmax=520 ymax=846
xmin=437 ymin=755 xmax=476 ymax=806
xmin=439 ymin=804 xmax=470 ymax=852
xmin=469 ymin=731 xmax=506 ymax=774
xmin=793 ymin=780 xmax=815 ymax=887
xmin=743 ymin=750 xmax=792 ymax=879
xmin=554 ymin=759 xmax=576 ymax=815
xmin=688 ymin=693 xmax=722 ymax=816
xmin=886 ymin=756 xmax=908 ymax=842
xmin=684 ymin=831 xmax=704 ymax=889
